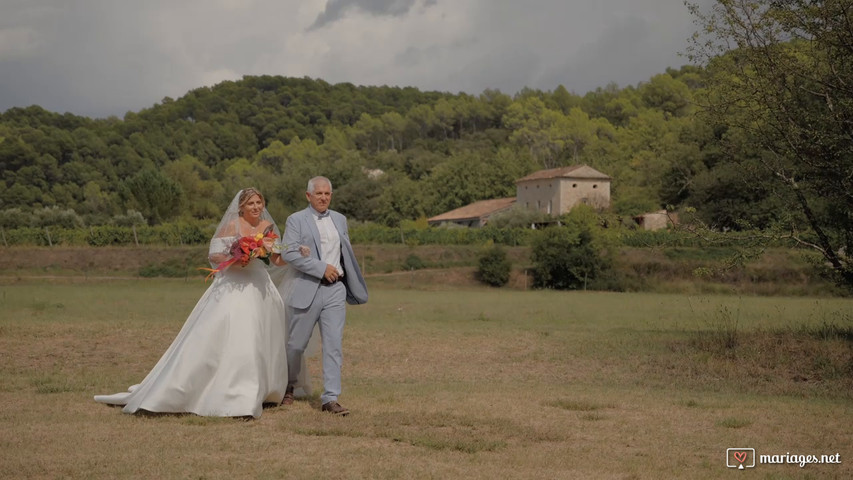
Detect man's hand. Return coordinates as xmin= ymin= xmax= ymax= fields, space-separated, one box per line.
xmin=299 ymin=245 xmax=310 ymax=257
xmin=323 ymin=264 xmax=339 ymax=282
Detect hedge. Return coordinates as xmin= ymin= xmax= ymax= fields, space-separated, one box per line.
xmin=0 ymin=222 xmax=795 ymax=249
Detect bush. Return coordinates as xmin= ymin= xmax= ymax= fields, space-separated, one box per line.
xmin=476 ymin=245 xmax=511 ymax=287
xmin=111 ymin=210 xmax=146 ymax=227
xmin=530 ymin=207 xmax=616 ymax=290
xmin=402 ymin=254 xmax=426 ymax=270
xmin=155 ymin=222 xmax=207 ymax=245
xmin=486 ymin=205 xmax=550 ymax=229
xmin=0 ymin=208 xmax=30 ymax=229
xmin=87 ymin=226 xmax=136 ymax=246
xmin=33 ymin=207 xmax=84 ymax=228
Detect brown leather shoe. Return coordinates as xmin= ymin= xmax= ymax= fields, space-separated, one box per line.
xmin=321 ymin=401 xmax=349 ymax=416
xmin=281 ymin=385 xmax=295 ymax=406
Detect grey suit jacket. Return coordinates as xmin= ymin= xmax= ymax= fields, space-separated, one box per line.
xmin=281 ymin=207 xmax=368 ymax=309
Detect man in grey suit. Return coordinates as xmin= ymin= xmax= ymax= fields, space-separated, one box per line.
xmin=280 ymin=176 xmax=368 ymax=415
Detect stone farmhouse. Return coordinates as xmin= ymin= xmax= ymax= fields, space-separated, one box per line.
xmin=428 ymin=165 xmax=612 ymax=227
xmin=426 ymin=197 xmax=517 ymax=228
xmin=515 ymin=164 xmax=611 ymax=214
xmin=633 ymin=210 xmax=678 ymax=231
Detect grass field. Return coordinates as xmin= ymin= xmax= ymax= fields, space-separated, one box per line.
xmin=0 ymin=278 xmax=850 ymax=479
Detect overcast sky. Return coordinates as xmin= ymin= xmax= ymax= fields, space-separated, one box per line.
xmin=0 ymin=0 xmax=713 ymax=119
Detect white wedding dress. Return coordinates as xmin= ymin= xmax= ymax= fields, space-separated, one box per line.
xmin=94 ymin=238 xmax=289 ymax=418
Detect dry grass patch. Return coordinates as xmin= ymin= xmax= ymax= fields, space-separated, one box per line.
xmin=547 ymin=399 xmax=612 ymax=411
xmin=645 ymin=301 xmax=853 ymax=399
xmin=716 ymin=417 xmax=753 ymax=429
xmin=0 ymin=280 xmax=851 ymax=479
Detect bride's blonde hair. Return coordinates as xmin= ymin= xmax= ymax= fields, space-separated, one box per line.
xmin=238 ymin=188 xmax=265 ymax=216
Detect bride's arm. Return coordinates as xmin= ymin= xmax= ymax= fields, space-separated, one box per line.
xmin=269 ymin=243 xmax=309 ymax=266
xmin=209 ymin=237 xmax=233 ymax=265
xmin=209 ymin=222 xmax=238 ymax=265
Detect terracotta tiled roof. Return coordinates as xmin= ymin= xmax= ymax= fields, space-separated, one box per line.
xmin=516 ymin=164 xmax=611 ymax=183
xmin=427 ymin=197 xmax=516 ymax=222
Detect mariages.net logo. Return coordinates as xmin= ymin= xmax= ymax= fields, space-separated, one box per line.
xmin=726 ymin=448 xmax=842 ymax=470
xmin=726 ymin=448 xmax=755 ymax=469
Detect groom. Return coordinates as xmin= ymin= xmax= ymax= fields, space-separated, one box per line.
xmin=280 ymin=176 xmax=368 ymax=415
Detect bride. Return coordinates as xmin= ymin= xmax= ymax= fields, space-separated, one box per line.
xmin=95 ymin=188 xmax=307 ymax=418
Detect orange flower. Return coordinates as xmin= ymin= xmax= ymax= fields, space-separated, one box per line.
xmin=198 ymin=229 xmax=280 ymax=281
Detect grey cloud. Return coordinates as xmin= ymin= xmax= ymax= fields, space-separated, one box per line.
xmin=309 ymin=0 xmax=431 ymax=31
xmin=539 ymin=14 xmax=665 ymax=93
xmin=0 ymin=1 xmax=288 ymax=117
xmin=0 ymin=0 xmax=713 ymax=118
xmin=392 ymin=35 xmax=476 ymax=69
xmin=442 ymin=44 xmax=542 ymax=96
xmin=475 ymin=0 xmax=712 ymax=95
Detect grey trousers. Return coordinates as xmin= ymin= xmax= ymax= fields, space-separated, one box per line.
xmin=286 ymin=281 xmax=346 ymax=405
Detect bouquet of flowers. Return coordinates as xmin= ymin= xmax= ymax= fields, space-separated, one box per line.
xmin=200 ymin=226 xmax=279 ymax=281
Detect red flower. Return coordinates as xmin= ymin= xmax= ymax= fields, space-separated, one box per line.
xmin=199 ymin=229 xmax=279 ymax=281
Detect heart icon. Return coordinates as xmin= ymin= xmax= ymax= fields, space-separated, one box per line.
xmin=734 ymin=451 xmax=747 ymax=463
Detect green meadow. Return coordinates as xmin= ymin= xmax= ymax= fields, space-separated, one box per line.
xmin=0 ymin=278 xmax=850 ymax=479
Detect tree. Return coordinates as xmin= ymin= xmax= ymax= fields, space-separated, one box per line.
xmin=405 ymin=104 xmax=438 ymax=140
xmin=1 ymin=183 xmax=40 ymax=210
xmin=432 ymin=98 xmax=457 ymax=139
xmin=528 ymin=205 xmax=616 ymax=290
xmin=81 ymin=181 xmax=120 ymax=219
xmin=375 ymin=174 xmax=427 ymax=226
xmin=352 ymin=113 xmax=386 ymax=153
xmin=476 ymin=244 xmax=512 ymax=287
xmin=33 ymin=206 xmax=84 ymax=228
xmin=122 ymin=168 xmax=184 ymax=224
xmin=423 ymin=151 xmax=516 ymax=215
xmin=0 ymin=208 xmax=29 ymax=229
xmin=605 ymin=109 xmax=687 ymax=209
xmin=548 ymin=85 xmax=582 ymax=115
xmin=687 ymin=0 xmax=853 ymax=287
xmin=162 ymin=155 xmax=224 ymax=219
xmin=479 ymin=89 xmax=513 ymax=128
xmin=690 ymin=159 xmax=790 ymax=230
xmin=0 ymin=136 xmax=38 ymax=173
xmin=380 ymin=112 xmax=407 ymax=151
xmin=503 ymin=97 xmax=571 ymax=169
xmin=332 ymin=174 xmax=381 ymax=222
xmin=563 ymin=107 xmax=604 ymax=163
xmin=658 ymin=119 xmax=716 ymax=207
xmin=530 ymin=218 xmax=613 ymax=290
xmin=639 ymin=73 xmax=693 ymax=117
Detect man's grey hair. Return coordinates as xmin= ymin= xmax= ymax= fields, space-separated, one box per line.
xmin=307 ymin=176 xmax=332 ymax=193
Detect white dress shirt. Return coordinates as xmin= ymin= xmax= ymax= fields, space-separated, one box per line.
xmin=314 ymin=210 xmax=343 ymax=277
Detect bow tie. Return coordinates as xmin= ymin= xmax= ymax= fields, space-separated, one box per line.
xmin=316 ymin=211 xmax=330 ymax=219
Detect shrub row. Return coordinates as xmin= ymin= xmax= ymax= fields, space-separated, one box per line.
xmin=349 ymin=224 xmax=535 ymax=246
xmin=618 ymin=229 xmax=795 ymax=248
xmin=0 ymin=222 xmax=212 ymax=247
xmin=0 ymin=222 xmax=791 ymax=248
